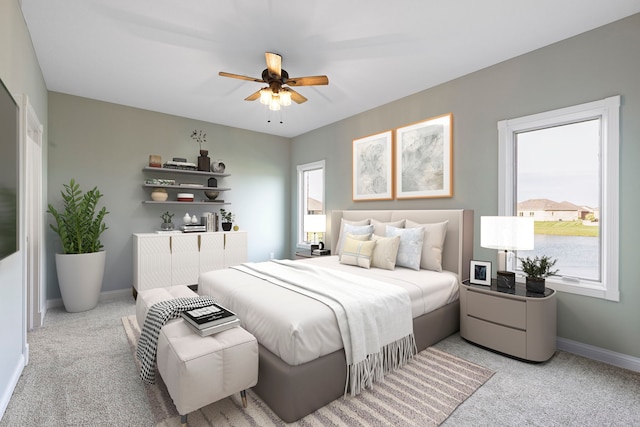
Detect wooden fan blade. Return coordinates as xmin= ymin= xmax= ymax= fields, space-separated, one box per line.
xmin=286 ymin=75 xmax=329 ymax=86
xmin=244 ymin=90 xmax=261 ymax=101
xmin=288 ymin=88 xmax=308 ymax=104
xmin=265 ymin=52 xmax=282 ymax=78
xmin=219 ymin=71 xmax=264 ymax=83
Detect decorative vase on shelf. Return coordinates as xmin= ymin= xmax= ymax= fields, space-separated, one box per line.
xmin=222 ymin=222 xmax=232 ymax=231
xmin=161 ymin=221 xmax=174 ymax=231
xmin=198 ymin=150 xmax=210 ymax=172
xmin=211 ymin=160 xmax=225 ymax=173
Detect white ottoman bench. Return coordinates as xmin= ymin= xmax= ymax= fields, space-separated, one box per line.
xmin=136 ymin=286 xmax=258 ymax=426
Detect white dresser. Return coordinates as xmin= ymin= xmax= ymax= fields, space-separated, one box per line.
xmin=133 ymin=231 xmax=247 ymax=292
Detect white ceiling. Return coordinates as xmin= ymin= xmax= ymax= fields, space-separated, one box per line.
xmin=21 ymin=0 xmax=640 ymax=138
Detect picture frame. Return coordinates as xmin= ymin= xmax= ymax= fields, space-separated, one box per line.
xmin=352 ymin=130 xmax=393 ymax=201
xmin=395 ymin=113 xmax=453 ymax=199
xmin=470 ymin=260 xmax=491 ymax=286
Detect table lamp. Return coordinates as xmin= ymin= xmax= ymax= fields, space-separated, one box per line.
xmin=304 ymin=214 xmax=326 ymax=249
xmin=480 ymin=216 xmax=534 ymax=288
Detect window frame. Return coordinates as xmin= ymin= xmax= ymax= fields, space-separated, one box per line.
xmin=296 ymin=160 xmax=326 ymax=248
xmin=497 ymin=96 xmax=620 ymax=301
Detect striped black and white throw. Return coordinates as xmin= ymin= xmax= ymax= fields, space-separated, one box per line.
xmin=136 ymin=296 xmax=217 ymax=384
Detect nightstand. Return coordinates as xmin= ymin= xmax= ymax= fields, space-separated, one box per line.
xmin=294 ymin=250 xmax=331 ymax=260
xmin=459 ymin=279 xmax=556 ymax=362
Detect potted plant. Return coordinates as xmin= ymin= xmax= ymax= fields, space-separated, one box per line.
xmin=47 ymin=179 xmax=109 ymax=312
xmin=518 ymin=255 xmax=558 ymax=294
xmin=160 ymin=211 xmax=174 ymax=230
xmin=219 ymin=208 xmax=234 ymax=231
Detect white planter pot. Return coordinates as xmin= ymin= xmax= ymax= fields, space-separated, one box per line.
xmin=55 ymin=251 xmax=106 ymax=313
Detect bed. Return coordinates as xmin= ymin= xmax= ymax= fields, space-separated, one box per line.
xmin=198 ymin=209 xmax=473 ymax=422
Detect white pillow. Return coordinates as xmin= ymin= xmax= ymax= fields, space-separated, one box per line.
xmin=340 ymin=236 xmax=377 ymax=269
xmin=370 ymin=219 xmax=405 ymax=236
xmin=371 ymin=234 xmax=401 ymax=270
xmin=405 ymin=220 xmax=448 ymax=272
xmin=336 ymin=218 xmax=370 ymax=255
xmin=386 ymin=226 xmax=424 ymax=271
xmin=337 ymin=223 xmax=373 ymax=255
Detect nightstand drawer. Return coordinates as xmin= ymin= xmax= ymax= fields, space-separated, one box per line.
xmin=466 ymin=316 xmax=527 ymax=359
xmin=467 ymin=290 xmax=526 ymax=329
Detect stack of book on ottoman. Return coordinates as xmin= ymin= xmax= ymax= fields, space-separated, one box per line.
xmin=181 ymin=303 xmax=240 ymax=337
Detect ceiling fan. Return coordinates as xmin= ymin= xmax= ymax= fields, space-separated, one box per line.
xmin=219 ymin=52 xmax=329 ymax=110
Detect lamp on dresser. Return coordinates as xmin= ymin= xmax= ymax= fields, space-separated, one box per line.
xmin=480 ymin=216 xmax=534 ymax=289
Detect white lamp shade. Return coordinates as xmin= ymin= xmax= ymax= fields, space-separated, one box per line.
xmin=304 ymin=214 xmax=326 ymax=233
xmin=480 ymin=216 xmax=534 ymax=250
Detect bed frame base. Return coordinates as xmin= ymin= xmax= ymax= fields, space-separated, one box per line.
xmin=253 ymin=299 xmax=460 ymax=423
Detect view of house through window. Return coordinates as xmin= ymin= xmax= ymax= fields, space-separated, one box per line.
xmin=516 ymin=119 xmax=601 ymax=281
xmin=297 ymin=161 xmax=325 ymax=246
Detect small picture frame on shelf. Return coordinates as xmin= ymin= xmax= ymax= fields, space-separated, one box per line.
xmin=470 ymin=260 xmax=491 ymax=286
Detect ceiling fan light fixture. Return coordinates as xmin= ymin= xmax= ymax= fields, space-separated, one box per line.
xmin=269 ymin=96 xmax=281 ymax=111
xmin=259 ymin=88 xmax=271 ymax=105
xmin=279 ymin=90 xmax=292 ymax=107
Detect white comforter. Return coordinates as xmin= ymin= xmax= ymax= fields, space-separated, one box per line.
xmin=198 ymin=255 xmax=459 ymax=366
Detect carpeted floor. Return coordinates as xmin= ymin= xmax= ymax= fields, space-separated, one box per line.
xmin=2 ymin=294 xmax=640 ymax=426
xmin=122 ymin=315 xmax=494 ymax=426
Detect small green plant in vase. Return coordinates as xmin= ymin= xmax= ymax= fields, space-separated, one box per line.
xmin=161 ymin=211 xmax=174 ymax=231
xmin=219 ymin=208 xmax=235 ymax=231
xmin=519 ymin=255 xmax=558 ymax=294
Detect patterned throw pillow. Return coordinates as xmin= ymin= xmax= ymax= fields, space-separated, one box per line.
xmin=386 ymin=226 xmax=424 ymax=270
xmin=337 ymin=223 xmax=374 ymax=255
xmin=339 ymin=236 xmax=377 ymax=269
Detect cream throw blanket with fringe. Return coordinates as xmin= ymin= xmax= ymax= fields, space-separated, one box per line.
xmin=232 ymin=259 xmax=416 ymax=396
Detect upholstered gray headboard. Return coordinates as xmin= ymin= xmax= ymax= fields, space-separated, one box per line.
xmin=329 ymin=209 xmax=474 ymax=281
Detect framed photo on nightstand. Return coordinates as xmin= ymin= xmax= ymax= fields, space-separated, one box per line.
xmin=470 ymin=260 xmax=491 ymax=286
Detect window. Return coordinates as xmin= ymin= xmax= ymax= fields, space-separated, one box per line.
xmin=498 ymin=96 xmax=619 ymax=301
xmin=297 ymin=160 xmax=325 ymax=247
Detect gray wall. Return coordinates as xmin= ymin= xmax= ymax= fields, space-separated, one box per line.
xmin=291 ymin=14 xmax=640 ymax=358
xmin=46 ymin=93 xmax=291 ymax=299
xmin=0 ymin=0 xmax=48 ymax=416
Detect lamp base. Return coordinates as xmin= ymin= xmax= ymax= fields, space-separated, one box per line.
xmin=496 ymin=271 xmax=516 ymax=289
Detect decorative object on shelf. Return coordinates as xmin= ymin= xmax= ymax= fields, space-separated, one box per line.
xmin=151 ymin=187 xmax=168 ymax=201
xmin=519 ymin=255 xmax=559 ymax=294
xmin=470 ymin=260 xmax=491 ymax=286
xmin=480 ymin=216 xmax=534 ymax=289
xmin=208 ymin=177 xmax=218 ymax=188
xmin=191 ymin=130 xmax=210 ymax=172
xmin=149 ymin=154 xmax=162 ymax=168
xmin=204 ymin=190 xmax=219 ymax=200
xmin=220 ymin=208 xmax=234 ymax=231
xmin=198 ymin=150 xmax=210 ymax=172
xmin=47 ymin=179 xmax=109 ymax=313
xmin=161 ymin=211 xmax=175 ymax=231
xmin=164 ymin=160 xmax=197 ymax=171
xmin=191 ymin=215 xmax=199 ymax=224
xmin=233 ymin=225 xmax=239 ymax=231
xmin=211 ymin=160 xmax=226 ymax=173
xmin=145 ymin=178 xmax=175 ymax=185
xmin=177 ymin=193 xmax=194 ymax=202
xmin=183 ymin=213 xmax=192 ymax=224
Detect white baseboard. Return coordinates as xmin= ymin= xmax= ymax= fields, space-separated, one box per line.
xmin=557 ymin=337 xmax=640 ymax=373
xmin=0 ymin=354 xmax=26 ymax=421
xmin=46 ymin=288 xmax=133 ymax=310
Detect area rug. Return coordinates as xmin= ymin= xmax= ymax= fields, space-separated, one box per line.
xmin=122 ymin=315 xmax=494 ymax=426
